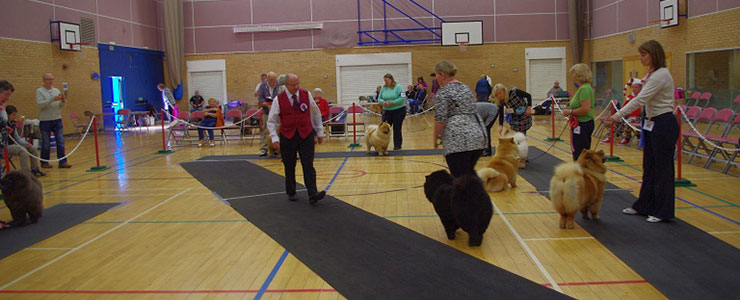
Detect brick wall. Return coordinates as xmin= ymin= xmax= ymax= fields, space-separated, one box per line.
xmin=0 ymin=39 xmax=102 ymax=135
xmin=184 ymin=40 xmax=572 ymax=107
xmin=587 ymin=8 xmax=740 ymax=90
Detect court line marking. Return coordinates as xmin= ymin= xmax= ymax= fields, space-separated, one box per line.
xmin=523 ymin=237 xmax=596 ymax=241
xmin=491 ymin=201 xmax=562 ymax=292
xmin=709 ymin=231 xmax=740 ymax=235
xmin=23 ymin=248 xmax=74 ymax=251
xmin=0 ymin=279 xmax=649 ymax=294
xmin=0 ymin=188 xmax=191 ymax=290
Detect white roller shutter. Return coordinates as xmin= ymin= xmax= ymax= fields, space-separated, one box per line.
xmin=189 ymin=71 xmax=225 ymax=105
xmin=528 ymin=58 xmax=564 ymax=101
xmin=338 ymin=64 xmax=410 ymax=105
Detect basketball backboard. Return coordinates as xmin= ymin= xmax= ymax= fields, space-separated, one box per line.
xmin=659 ymin=0 xmax=679 ymax=28
xmin=50 ymin=21 xmax=82 ymax=51
xmin=441 ymin=21 xmax=483 ymax=46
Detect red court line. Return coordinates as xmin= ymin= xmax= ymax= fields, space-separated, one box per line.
xmin=543 ymin=280 xmax=648 ymax=287
xmin=0 ymin=280 xmax=649 ymax=294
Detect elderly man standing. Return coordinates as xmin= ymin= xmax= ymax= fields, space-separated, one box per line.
xmin=37 ymin=73 xmax=71 ymax=168
xmin=267 ymin=74 xmax=326 ymax=204
xmin=257 ymin=72 xmax=279 ymax=156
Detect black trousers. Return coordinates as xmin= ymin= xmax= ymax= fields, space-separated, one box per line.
xmin=382 ymin=108 xmax=406 ymax=149
xmin=632 ymin=112 xmax=679 ymax=219
xmin=570 ymin=119 xmax=594 ymax=161
xmin=485 ymin=121 xmax=495 ymax=152
xmin=445 ymin=150 xmax=483 ymax=177
xmin=279 ymin=131 xmax=318 ymax=197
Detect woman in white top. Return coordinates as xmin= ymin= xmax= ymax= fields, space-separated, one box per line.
xmin=606 ymin=40 xmax=678 ymax=223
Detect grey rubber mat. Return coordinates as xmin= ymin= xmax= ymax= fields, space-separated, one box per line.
xmin=519 ymin=147 xmax=740 ymax=300
xmin=0 ymin=203 xmax=119 ymax=259
xmin=182 ymin=160 xmax=569 ymax=300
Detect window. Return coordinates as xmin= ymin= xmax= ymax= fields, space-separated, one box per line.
xmin=687 ymin=49 xmax=740 ymax=108
xmin=592 ymin=60 xmax=623 ymax=107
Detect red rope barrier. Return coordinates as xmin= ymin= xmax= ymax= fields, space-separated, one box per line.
xmin=610 ymin=102 xmax=615 ymax=157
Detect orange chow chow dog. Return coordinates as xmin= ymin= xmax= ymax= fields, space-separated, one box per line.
xmin=476 ymin=137 xmax=519 ymax=192
xmin=549 ymin=149 xmax=607 ymax=229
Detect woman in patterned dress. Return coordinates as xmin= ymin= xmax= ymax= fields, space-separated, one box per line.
xmin=492 ymin=84 xmax=533 ymax=135
xmin=432 ymin=61 xmax=487 ymax=177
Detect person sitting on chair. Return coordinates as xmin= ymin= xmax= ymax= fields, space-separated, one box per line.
xmin=197 ymin=98 xmax=222 ymax=147
xmin=5 ymin=105 xmax=45 ymax=177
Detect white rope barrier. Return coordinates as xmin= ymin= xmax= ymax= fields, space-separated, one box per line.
xmin=164 ymin=108 xmax=262 ymax=130
xmin=7 ymin=116 xmax=96 ymax=162
xmin=677 ymin=106 xmax=740 ymax=152
xmin=609 ymin=101 xmax=640 ymax=132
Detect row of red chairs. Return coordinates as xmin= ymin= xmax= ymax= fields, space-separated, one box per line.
xmin=678 ymin=105 xmax=740 ymax=174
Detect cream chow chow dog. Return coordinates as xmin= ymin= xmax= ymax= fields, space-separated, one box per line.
xmin=366 ymin=122 xmax=392 ymax=156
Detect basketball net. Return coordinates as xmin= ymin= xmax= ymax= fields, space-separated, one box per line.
xmin=458 ymin=42 xmax=468 ymax=52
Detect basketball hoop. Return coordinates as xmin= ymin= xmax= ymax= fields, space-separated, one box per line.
xmin=457 ymin=41 xmax=468 ymax=52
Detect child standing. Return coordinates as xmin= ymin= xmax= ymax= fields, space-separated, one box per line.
xmin=198 ymin=98 xmax=221 ymax=147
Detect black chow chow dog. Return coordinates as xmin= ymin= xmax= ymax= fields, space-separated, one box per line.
xmin=423 ymin=170 xmax=493 ymax=246
xmin=1 ymin=170 xmax=43 ymax=229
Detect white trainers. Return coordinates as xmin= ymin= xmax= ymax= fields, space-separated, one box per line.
xmin=622 ymin=207 xmax=638 ymax=215
xmin=646 ymin=216 xmax=663 ymax=223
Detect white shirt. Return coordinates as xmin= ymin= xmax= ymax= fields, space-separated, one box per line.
xmin=36 ymin=86 xmax=64 ymax=121
xmin=267 ymin=89 xmax=325 ymax=141
xmin=616 ymin=68 xmax=675 ymax=119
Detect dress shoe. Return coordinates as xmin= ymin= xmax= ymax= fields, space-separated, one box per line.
xmin=309 ymin=190 xmax=326 ymax=205
xmin=41 ymin=163 xmax=53 ymax=169
xmin=287 ymin=194 xmax=297 ymax=201
xmin=58 ymin=163 xmax=72 ymax=168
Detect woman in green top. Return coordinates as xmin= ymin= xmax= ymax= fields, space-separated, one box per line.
xmin=378 ymin=73 xmax=407 ymax=150
xmin=563 ymin=63 xmax=595 ymax=161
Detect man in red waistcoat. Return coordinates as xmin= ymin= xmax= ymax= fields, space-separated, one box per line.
xmin=267 ymin=74 xmax=326 ymax=204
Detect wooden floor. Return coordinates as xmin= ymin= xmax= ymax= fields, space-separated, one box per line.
xmin=0 ymin=112 xmax=738 ymax=300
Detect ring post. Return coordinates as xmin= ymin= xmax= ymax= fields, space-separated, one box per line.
xmin=605 ymin=101 xmax=623 ymax=162
xmin=546 ymin=96 xmax=562 ymax=142
xmin=3 ymin=147 xmax=9 ymax=173
xmin=348 ymin=103 xmax=361 ymax=148
xmin=674 ymin=108 xmax=695 ymax=187
xmin=87 ymin=115 xmax=110 ymax=172
xmin=157 ymin=109 xmax=173 ymax=154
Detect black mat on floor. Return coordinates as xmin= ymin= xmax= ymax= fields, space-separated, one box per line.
xmin=0 ymin=203 xmax=119 ymax=259
xmin=198 ymin=149 xmax=444 ymax=161
xmin=520 ymin=147 xmax=740 ymax=300
xmin=182 ymin=160 xmax=568 ymax=300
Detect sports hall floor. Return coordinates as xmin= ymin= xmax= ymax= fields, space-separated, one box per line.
xmin=0 ymin=112 xmax=738 ymax=300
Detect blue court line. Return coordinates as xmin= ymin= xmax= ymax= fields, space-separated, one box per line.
xmin=527 ymin=131 xmax=740 ymax=226
xmin=254 ymin=145 xmax=355 ymax=300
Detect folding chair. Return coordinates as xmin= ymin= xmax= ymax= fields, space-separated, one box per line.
xmin=686 ymin=108 xmax=733 ymax=164
xmin=683 ymin=106 xmax=703 ymax=124
xmin=327 ymin=106 xmax=347 ymax=140
xmin=594 ymin=100 xmax=618 ymax=139
xmin=681 ymin=107 xmax=716 ymax=160
xmin=697 ymin=92 xmax=712 ymax=108
xmin=731 ymin=95 xmax=740 ymax=113
xmin=223 ymin=109 xmax=245 ymax=143
xmin=115 ymin=109 xmax=135 ymax=132
xmin=685 ymin=91 xmax=701 ymax=106
xmin=69 ymin=112 xmax=88 ymax=138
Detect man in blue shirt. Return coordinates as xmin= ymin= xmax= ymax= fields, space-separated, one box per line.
xmin=475 ymin=74 xmax=492 ymax=102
